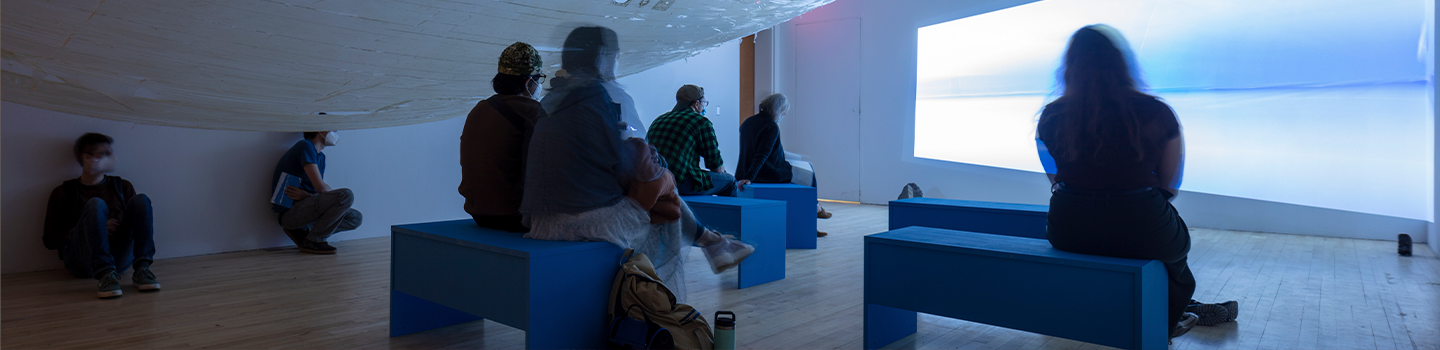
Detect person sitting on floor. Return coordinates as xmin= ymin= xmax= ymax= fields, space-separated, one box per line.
xmin=520 ymin=26 xmax=753 ymax=301
xmin=272 ymin=131 xmax=363 ymax=255
xmin=43 ymin=133 xmax=160 ymax=298
xmin=459 ymin=41 xmax=549 ymax=233
xmin=737 ymin=93 xmax=834 ymax=237
xmin=646 ymin=84 xmax=737 ymax=197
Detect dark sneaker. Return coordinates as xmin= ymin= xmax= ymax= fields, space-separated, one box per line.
xmin=133 ymin=267 xmax=161 ymax=291
xmin=1171 ymin=312 xmax=1199 ymax=338
xmin=97 ymin=271 xmax=123 ymax=299
xmin=283 ymin=228 xmax=310 ymax=248
xmin=299 ymin=240 xmax=337 ymax=255
xmin=1187 ymin=300 xmax=1238 ymax=326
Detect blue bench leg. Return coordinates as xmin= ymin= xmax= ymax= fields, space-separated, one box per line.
xmin=526 ymin=298 xmax=610 ymax=349
xmin=737 ymin=207 xmax=786 ymax=289
xmin=864 ymin=303 xmax=916 ymax=349
xmin=527 ymin=247 xmax=618 ymax=349
xmin=390 ymin=290 xmax=484 ymax=337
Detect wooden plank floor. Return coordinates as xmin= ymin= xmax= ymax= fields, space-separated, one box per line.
xmin=3 ymin=202 xmax=1438 ymax=349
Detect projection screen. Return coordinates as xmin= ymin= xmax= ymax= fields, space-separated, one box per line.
xmin=914 ymin=0 xmax=1434 ymax=220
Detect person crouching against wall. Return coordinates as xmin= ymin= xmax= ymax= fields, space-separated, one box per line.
xmin=458 ymin=41 xmax=549 ymax=233
xmin=272 ymin=131 xmax=363 ymax=254
xmin=43 ymin=133 xmax=160 ymax=298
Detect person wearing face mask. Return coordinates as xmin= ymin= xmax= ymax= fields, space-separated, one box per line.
xmin=270 ymin=130 xmax=363 ymax=254
xmin=737 ymin=93 xmax=833 ymax=237
xmin=43 ymin=133 xmax=160 ymax=298
xmin=458 ymin=42 xmax=548 ymax=232
xmin=645 ymin=84 xmax=736 ymax=196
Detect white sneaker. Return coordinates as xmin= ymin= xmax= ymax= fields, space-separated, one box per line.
xmin=701 ymin=235 xmax=755 ymax=274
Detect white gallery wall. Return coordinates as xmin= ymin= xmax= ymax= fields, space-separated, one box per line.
xmin=759 ymin=0 xmax=1434 ymax=243
xmin=0 ymin=40 xmax=740 ymax=274
xmin=1432 ymin=0 xmax=1439 ymax=256
xmin=0 ymin=102 xmax=469 ymax=274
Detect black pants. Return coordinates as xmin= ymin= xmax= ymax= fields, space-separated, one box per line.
xmin=1045 ymin=187 xmax=1196 ymax=329
xmin=473 ymin=214 xmax=528 ymax=233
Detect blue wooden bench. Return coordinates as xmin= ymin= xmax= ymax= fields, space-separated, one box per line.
xmin=391 ymin=220 xmax=623 ymax=349
xmin=739 ymin=183 xmax=818 ymax=249
xmin=865 ymin=227 xmax=1168 ymax=350
xmin=683 ymin=195 xmax=787 ymax=288
xmin=889 ymin=198 xmax=1048 ymax=239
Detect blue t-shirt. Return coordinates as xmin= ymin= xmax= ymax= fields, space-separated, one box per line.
xmin=272 ymin=140 xmax=326 ymax=213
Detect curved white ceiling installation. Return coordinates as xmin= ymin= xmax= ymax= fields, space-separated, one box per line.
xmin=1 ymin=0 xmax=831 ymax=131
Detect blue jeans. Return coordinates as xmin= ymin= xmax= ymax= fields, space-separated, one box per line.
xmin=63 ymin=195 xmax=156 ymax=279
xmin=678 ymin=171 xmax=737 ymax=197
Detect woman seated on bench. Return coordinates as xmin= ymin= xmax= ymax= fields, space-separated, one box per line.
xmin=737 ymin=93 xmax=834 ymax=237
xmin=519 ymin=26 xmax=753 ymax=302
xmin=1035 ymin=25 xmax=1237 ymax=339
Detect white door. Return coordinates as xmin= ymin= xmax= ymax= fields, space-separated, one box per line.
xmin=789 ymin=18 xmax=862 ymax=201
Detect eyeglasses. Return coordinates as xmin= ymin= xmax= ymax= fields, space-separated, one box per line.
xmin=697 ymin=99 xmax=709 ymax=107
xmin=532 ymin=74 xmax=547 ymax=84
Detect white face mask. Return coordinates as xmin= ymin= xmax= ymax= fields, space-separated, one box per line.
xmin=88 ymin=154 xmax=117 ymax=175
xmin=323 ymin=131 xmax=339 ymax=146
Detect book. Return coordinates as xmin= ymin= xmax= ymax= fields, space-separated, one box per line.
xmin=270 ymin=172 xmax=303 ymax=208
xmin=789 ymin=160 xmax=815 ymax=187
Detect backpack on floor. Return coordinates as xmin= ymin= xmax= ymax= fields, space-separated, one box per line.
xmin=897 ymin=182 xmax=924 ymax=199
xmin=608 ymin=250 xmax=714 ymax=350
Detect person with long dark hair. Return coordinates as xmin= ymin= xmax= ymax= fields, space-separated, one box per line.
xmin=1035 ymin=25 xmax=1236 ymax=339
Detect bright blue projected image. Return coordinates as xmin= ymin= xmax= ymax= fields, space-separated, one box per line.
xmin=915 ymin=0 xmax=1434 ymax=220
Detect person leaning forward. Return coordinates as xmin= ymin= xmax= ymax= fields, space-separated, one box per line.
xmin=271 ymin=131 xmax=363 ymax=254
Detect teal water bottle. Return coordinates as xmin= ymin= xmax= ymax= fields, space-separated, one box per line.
xmin=714 ymin=311 xmax=736 ymax=350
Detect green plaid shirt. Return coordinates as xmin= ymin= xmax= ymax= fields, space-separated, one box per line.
xmin=646 ymin=109 xmax=723 ymax=191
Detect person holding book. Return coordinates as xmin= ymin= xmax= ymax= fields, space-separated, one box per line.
xmin=458 ymin=41 xmax=549 ymax=232
xmin=271 ymin=131 xmax=362 ymax=254
xmin=43 ymin=133 xmax=160 ymax=298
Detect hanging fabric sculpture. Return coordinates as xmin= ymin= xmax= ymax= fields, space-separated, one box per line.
xmin=1 ymin=0 xmax=832 ymax=131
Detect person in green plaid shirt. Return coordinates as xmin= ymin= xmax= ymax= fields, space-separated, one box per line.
xmin=646 ymin=84 xmax=738 ymax=196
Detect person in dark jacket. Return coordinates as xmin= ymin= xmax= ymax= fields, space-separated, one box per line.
xmin=43 ymin=133 xmax=159 ymax=298
xmin=520 ymin=26 xmax=753 ymax=301
xmin=459 ymin=41 xmax=549 ymax=232
xmin=737 ymin=93 xmax=833 ymax=237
